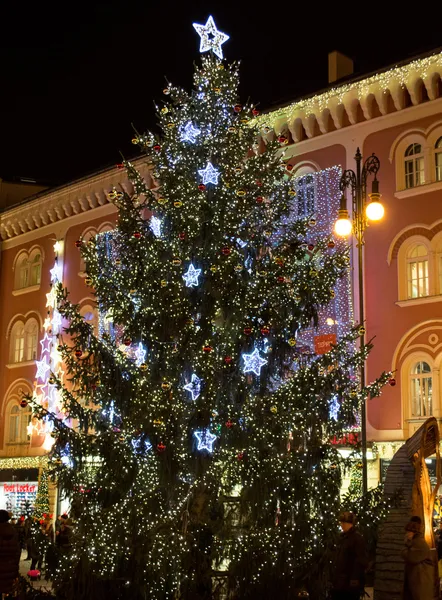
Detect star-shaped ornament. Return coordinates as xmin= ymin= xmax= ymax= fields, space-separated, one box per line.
xmin=183 ymin=263 xmax=202 ymax=288
xmin=181 ymin=122 xmax=201 ymax=143
xmin=150 ymin=216 xmax=162 ymax=238
xmin=46 ymin=288 xmax=57 ymax=308
xmin=43 ymin=317 xmax=51 ymax=330
xmin=35 ymin=357 xmax=51 ymax=381
xmin=134 ymin=342 xmax=147 ymax=367
xmin=184 ymin=374 xmax=202 ymax=401
xmin=198 ymin=162 xmax=220 ymax=185
xmin=50 ymin=263 xmax=63 ymax=283
xmin=194 ymin=428 xmax=217 ymax=453
xmin=39 ymin=333 xmax=52 ymax=356
xmin=242 ymin=348 xmax=268 ymax=377
xmin=193 ymin=16 xmax=229 ymax=60
xmin=51 ymin=310 xmax=62 ymax=333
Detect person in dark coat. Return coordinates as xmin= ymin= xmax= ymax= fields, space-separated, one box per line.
xmin=330 ymin=511 xmax=368 ymax=600
xmin=0 ymin=509 xmax=21 ymax=594
xmin=401 ymin=516 xmax=438 ymax=600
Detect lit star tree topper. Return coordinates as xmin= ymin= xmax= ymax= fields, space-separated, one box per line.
xmin=182 ymin=263 xmax=202 ymax=288
xmin=198 ymin=161 xmax=220 ymax=185
xmin=194 ymin=429 xmax=217 ymax=453
xmin=180 ymin=122 xmax=201 ymax=143
xmin=242 ymin=348 xmax=268 ymax=377
xmin=192 ymin=15 xmax=229 ymax=60
xmin=184 ymin=374 xmax=202 ymax=401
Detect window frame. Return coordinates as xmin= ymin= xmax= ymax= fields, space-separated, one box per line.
xmin=406 ymin=244 xmax=429 ymax=299
xmin=404 ymin=143 xmax=425 ymax=189
xmin=410 ymin=360 xmax=433 ymax=417
xmin=13 ymin=247 xmax=44 ymax=293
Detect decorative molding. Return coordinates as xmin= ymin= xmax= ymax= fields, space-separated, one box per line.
xmin=394 ymin=179 xmax=442 ymax=200
xmin=396 ymin=295 xmax=442 ymax=308
xmin=253 ymin=51 xmax=442 ymax=143
xmin=0 ymin=157 xmax=150 ymax=243
xmin=12 ymin=284 xmax=41 ymax=297
xmin=5 ymin=361 xmax=36 ymax=370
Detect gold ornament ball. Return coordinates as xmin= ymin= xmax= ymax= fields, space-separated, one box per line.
xmin=270 ymin=405 xmax=277 ymax=414
xmin=161 ymin=107 xmax=168 ymax=114
xmin=210 ymin=265 xmax=218 ymax=273
xmin=288 ymin=338 xmax=297 ymax=347
xmin=140 ymin=363 xmax=148 ymax=372
xmin=359 ymin=326 xmax=366 ymax=335
xmin=160 ymin=280 xmax=168 ymax=287
xmin=309 ymin=269 xmax=318 ymax=277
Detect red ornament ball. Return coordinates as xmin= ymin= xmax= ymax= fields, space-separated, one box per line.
xmin=256 ymin=180 xmax=263 ymax=187
xmin=277 ymin=276 xmax=285 ymax=283
xmin=261 ymin=326 xmax=270 ymax=336
xmin=75 ymin=240 xmax=82 ymax=248
xmin=224 ymin=356 xmax=233 ymax=364
xmin=221 ymin=246 xmax=231 ymax=256
xmin=157 ymin=443 xmax=166 ymax=453
xmin=286 ymin=164 xmax=294 ymax=172
xmin=203 ymin=345 xmax=213 ymax=353
xmin=234 ymin=104 xmax=242 ymax=113
xmin=328 ymin=240 xmax=336 ymax=249
xmin=278 ymin=135 xmax=287 ymax=144
xmin=198 ymin=184 xmax=206 ymax=192
xmin=124 ymin=338 xmax=132 ymax=346
xmin=75 ymin=350 xmax=82 ymax=358
xmin=252 ymin=108 xmax=259 ymax=116
xmin=153 ymin=144 xmax=161 ymax=152
xmin=19 ymin=399 xmax=28 ymax=408
xmin=308 ymin=244 xmax=314 ymax=251
xmin=116 ymin=163 xmax=125 ymax=169
xmin=243 ymin=327 xmax=252 ymax=335
xmin=256 ymin=196 xmax=264 ymax=204
xmin=133 ymin=232 xmax=141 ymax=239
xmin=389 ymin=378 xmax=396 ymax=386
xmin=179 ymin=232 xmax=186 ymax=240
xmin=237 ymin=451 xmax=244 ymax=461
xmin=226 ymin=420 xmax=234 ymax=428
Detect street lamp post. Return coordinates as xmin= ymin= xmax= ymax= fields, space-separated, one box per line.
xmin=334 ymin=148 xmax=384 ymax=496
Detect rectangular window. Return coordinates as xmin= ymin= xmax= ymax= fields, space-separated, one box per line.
xmin=31 ymin=263 xmax=41 ymax=286
xmin=9 ymin=415 xmax=19 ymax=442
xmin=26 ymin=332 xmax=37 ymax=361
xmin=14 ymin=336 xmax=25 ymax=363
xmin=436 ymin=153 xmax=442 ymax=182
xmin=405 ymin=158 xmax=425 ymax=188
xmin=19 ymin=267 xmax=29 ymax=289
xmin=408 ymin=260 xmax=429 ymax=298
xmin=411 ymin=376 xmax=432 ymax=416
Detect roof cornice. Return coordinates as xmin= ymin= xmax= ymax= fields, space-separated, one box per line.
xmin=0 ymin=157 xmax=150 ymax=241
xmin=254 ymin=50 xmax=442 ymax=143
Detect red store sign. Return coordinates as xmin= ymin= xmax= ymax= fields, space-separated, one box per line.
xmin=3 ymin=483 xmax=37 ymax=493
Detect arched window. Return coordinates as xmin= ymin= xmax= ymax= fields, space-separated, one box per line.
xmin=8 ymin=404 xmax=31 ymax=444
xmin=25 ymin=319 xmax=38 ymax=361
xmin=30 ymin=253 xmax=42 ymax=286
xmin=405 ymin=143 xmax=425 ymax=188
xmin=17 ymin=256 xmax=29 ymax=289
xmin=435 ymin=137 xmax=442 ymax=182
xmin=10 ymin=321 xmax=25 ymax=363
xmin=296 ymin=174 xmax=316 ymax=217
xmin=407 ymin=244 xmax=429 ymax=298
xmin=410 ymin=361 xmax=432 ymax=417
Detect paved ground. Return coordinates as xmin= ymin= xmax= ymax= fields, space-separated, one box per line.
xmin=18 ymin=549 xmax=53 ymax=593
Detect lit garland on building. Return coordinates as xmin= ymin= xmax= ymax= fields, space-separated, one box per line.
xmin=27 ymin=18 xmax=392 ymax=600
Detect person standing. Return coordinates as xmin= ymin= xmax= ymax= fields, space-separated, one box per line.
xmin=330 ymin=511 xmax=368 ymax=600
xmin=0 ymin=509 xmax=21 ymax=595
xmin=402 ymin=516 xmax=438 ymax=600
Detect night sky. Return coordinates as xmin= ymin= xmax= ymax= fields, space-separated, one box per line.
xmin=2 ymin=1 xmax=442 ymax=186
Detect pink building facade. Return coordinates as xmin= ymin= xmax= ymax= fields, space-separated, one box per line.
xmin=1 ymin=49 xmax=442 ymax=509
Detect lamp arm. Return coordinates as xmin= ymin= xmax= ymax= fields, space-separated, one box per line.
xmin=339 ymin=169 xmax=357 ymax=195
xmin=361 ymin=154 xmax=381 ymax=194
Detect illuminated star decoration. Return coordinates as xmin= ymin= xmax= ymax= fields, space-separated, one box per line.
xmin=43 ymin=317 xmax=51 ymax=330
xmin=51 ymin=310 xmax=62 ymax=333
xmin=329 ymin=396 xmax=340 ymax=422
xmin=134 ymin=342 xmax=147 ymax=367
xmin=131 ymin=436 xmax=152 ymax=455
xmin=181 ymin=122 xmax=201 ymax=143
xmin=39 ymin=333 xmax=52 ymax=356
xmin=35 ymin=357 xmax=51 ymax=381
xmin=50 ymin=262 xmax=63 ymax=283
xmin=194 ymin=429 xmax=217 ymax=453
xmin=198 ymin=162 xmax=220 ymax=186
xmin=242 ymin=348 xmax=268 ymax=377
xmin=46 ymin=288 xmax=57 ymax=308
xmin=150 ymin=216 xmax=162 ymax=238
xmin=182 ymin=263 xmax=201 ymax=288
xmin=192 ymin=15 xmax=229 ymax=60
xmin=184 ymin=374 xmax=202 ymax=401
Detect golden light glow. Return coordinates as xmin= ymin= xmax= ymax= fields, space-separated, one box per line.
xmin=366 ymin=200 xmax=384 ymax=221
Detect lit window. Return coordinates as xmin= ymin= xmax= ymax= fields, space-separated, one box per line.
xmin=410 ymin=361 xmax=432 ymax=417
xmin=436 ymin=137 xmax=442 ymax=182
xmin=18 ymin=257 xmax=29 ymax=289
xmin=30 ymin=254 xmax=42 ymax=285
xmin=11 ymin=323 xmax=25 ymax=363
xmin=8 ymin=404 xmax=31 ymax=443
xmin=296 ymin=174 xmax=316 ymax=217
xmin=25 ymin=320 xmax=38 ymax=361
xmin=407 ymin=244 xmax=429 ymax=298
xmin=405 ymin=143 xmax=425 ymax=189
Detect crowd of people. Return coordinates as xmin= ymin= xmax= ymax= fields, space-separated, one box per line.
xmin=0 ymin=508 xmax=73 ymax=595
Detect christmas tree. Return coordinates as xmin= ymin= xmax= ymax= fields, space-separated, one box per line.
xmin=33 ymin=467 xmax=50 ymax=520
xmin=30 ymin=17 xmax=390 ymax=600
